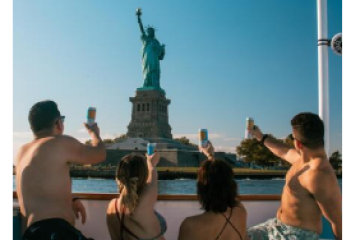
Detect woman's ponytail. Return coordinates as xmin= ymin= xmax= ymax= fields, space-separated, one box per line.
xmin=121 ymin=177 xmax=139 ymax=213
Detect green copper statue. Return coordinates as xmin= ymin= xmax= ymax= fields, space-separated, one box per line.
xmin=136 ymin=8 xmax=165 ymax=91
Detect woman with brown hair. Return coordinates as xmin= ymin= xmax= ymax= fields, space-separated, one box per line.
xmin=178 ymin=142 xmax=249 ymax=240
xmin=106 ymin=153 xmax=167 ymax=240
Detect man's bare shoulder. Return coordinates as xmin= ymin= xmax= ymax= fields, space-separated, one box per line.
xmin=304 ymin=157 xmax=337 ymax=189
xmin=15 ymin=143 xmax=31 ymax=166
xmin=308 ymin=157 xmax=334 ymax=175
xmin=27 ymin=135 xmax=78 ymax=150
xmin=283 ymin=148 xmax=302 ymax=165
xmin=45 ymin=135 xmax=83 ymax=150
xmin=29 ymin=135 xmax=84 ymax=160
xmin=17 ymin=143 xmax=31 ymax=155
xmin=52 ymin=135 xmax=80 ymax=143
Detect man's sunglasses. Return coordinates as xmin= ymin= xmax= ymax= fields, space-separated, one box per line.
xmin=289 ymin=134 xmax=295 ymax=141
xmin=57 ymin=116 xmax=65 ymax=123
xmin=289 ymin=134 xmax=304 ymax=144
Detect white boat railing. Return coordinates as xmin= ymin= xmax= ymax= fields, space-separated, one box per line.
xmin=13 ymin=192 xmax=334 ymax=240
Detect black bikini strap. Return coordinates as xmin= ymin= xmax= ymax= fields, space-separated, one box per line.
xmin=219 ymin=208 xmax=243 ymax=240
xmin=121 ymin=215 xmax=140 ymax=240
xmin=215 ymin=208 xmax=233 ymax=240
xmin=115 ymin=198 xmax=140 ymax=240
xmin=224 ymin=218 xmax=243 ymax=240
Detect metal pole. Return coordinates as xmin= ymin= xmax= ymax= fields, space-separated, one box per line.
xmin=317 ymin=0 xmax=330 ymax=157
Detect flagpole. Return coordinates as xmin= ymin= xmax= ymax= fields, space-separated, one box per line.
xmin=317 ymin=0 xmax=330 ymax=157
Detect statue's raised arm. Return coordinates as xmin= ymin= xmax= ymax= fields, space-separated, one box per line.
xmin=136 ymin=8 xmax=145 ymax=36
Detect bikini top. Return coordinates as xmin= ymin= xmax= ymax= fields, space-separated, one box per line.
xmin=215 ymin=207 xmax=243 ymax=240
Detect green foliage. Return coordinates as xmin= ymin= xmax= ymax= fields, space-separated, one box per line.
xmin=280 ymin=135 xmax=294 ymax=167
xmin=236 ymin=136 xmax=287 ymax=168
xmin=174 ymin=136 xmax=198 ymax=147
xmin=329 ymin=151 xmax=342 ymax=171
xmin=284 ymin=134 xmax=295 ymax=148
xmin=114 ymin=134 xmax=127 ymax=143
xmin=85 ymin=134 xmax=126 ymax=145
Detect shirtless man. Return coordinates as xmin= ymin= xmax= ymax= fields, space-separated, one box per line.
xmin=247 ymin=112 xmax=341 ymax=240
xmin=16 ymin=100 xmax=106 ymax=240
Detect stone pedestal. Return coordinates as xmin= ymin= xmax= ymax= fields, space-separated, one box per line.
xmin=127 ymin=89 xmax=172 ymax=139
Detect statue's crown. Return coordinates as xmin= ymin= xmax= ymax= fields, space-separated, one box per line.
xmin=146 ymin=25 xmax=156 ymax=31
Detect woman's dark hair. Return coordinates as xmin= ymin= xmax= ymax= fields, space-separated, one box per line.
xmin=197 ymin=159 xmax=238 ymax=213
xmin=116 ymin=154 xmax=148 ymax=212
xmin=291 ymin=112 xmax=324 ymax=149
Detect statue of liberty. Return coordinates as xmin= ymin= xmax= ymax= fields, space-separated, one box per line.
xmin=136 ymin=8 xmax=165 ymax=91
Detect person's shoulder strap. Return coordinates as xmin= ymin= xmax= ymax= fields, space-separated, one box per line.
xmin=215 ymin=208 xmax=233 ymax=240
xmin=115 ymin=198 xmax=121 ymax=223
xmin=121 ymin=221 xmax=140 ymax=240
xmin=116 ymin=198 xmax=140 ymax=240
xmin=220 ymin=208 xmax=244 ymax=240
xmin=115 ymin=198 xmax=127 ymax=240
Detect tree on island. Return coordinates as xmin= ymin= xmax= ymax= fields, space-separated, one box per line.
xmin=174 ymin=136 xmax=198 ymax=148
xmin=85 ymin=134 xmax=128 ymax=145
xmin=236 ymin=135 xmax=290 ymax=168
xmin=329 ymin=151 xmax=342 ymax=171
xmin=280 ymin=134 xmax=294 ymax=167
xmin=114 ymin=134 xmax=128 ymax=143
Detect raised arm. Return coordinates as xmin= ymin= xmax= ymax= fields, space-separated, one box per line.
xmin=306 ymin=166 xmax=342 ymax=240
xmin=137 ymin=14 xmax=145 ymax=36
xmin=137 ymin=152 xmax=160 ymax=206
xmin=199 ymin=141 xmax=215 ymax=161
xmin=61 ymin=123 xmax=106 ymax=165
xmin=249 ymin=126 xmax=301 ymax=165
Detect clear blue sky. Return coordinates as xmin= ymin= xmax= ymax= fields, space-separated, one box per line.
xmin=13 ymin=0 xmax=342 ymax=155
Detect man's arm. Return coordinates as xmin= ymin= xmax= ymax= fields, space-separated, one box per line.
xmin=61 ymin=123 xmax=106 ymax=165
xmin=307 ymin=166 xmax=342 ymax=240
xmin=249 ymin=126 xmax=300 ymax=164
xmin=263 ymin=135 xmax=300 ymax=165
